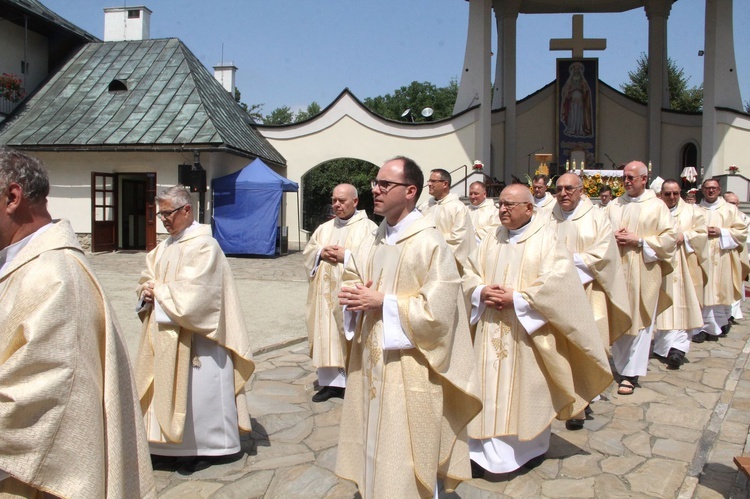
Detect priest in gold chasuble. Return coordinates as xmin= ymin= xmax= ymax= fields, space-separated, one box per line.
xmin=653 ymin=180 xmax=707 ymax=368
xmin=607 ymin=162 xmax=675 ymax=394
xmin=135 ymin=186 xmax=255 ymax=460
xmin=0 ymin=149 xmax=154 ymax=499
xmin=337 ymin=157 xmax=481 ymax=499
xmin=551 ymin=173 xmax=632 ymax=348
xmin=303 ymin=184 xmax=376 ymax=402
xmin=463 ymin=184 xmax=612 ymax=474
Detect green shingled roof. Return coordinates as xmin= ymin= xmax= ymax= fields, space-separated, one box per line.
xmin=0 ymin=38 xmax=286 ymax=166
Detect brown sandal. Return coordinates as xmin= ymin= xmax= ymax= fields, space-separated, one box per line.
xmin=617 ymin=379 xmax=635 ymax=395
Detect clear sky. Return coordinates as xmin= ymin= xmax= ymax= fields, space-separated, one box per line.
xmin=43 ymin=0 xmax=750 ymax=116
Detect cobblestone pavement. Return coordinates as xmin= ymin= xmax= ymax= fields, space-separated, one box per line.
xmin=87 ymin=251 xmax=750 ymax=497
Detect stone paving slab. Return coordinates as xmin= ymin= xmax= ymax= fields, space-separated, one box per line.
xmin=84 ymin=251 xmax=750 ymax=497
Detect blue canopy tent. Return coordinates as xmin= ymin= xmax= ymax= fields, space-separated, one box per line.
xmin=212 ymin=158 xmax=299 ymax=256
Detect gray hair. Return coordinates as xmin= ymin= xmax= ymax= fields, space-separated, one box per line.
xmin=0 ymin=148 xmax=50 ymax=203
xmin=156 ymin=184 xmax=192 ymax=206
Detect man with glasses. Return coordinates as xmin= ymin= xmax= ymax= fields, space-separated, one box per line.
xmin=695 ymin=179 xmax=749 ymax=342
xmin=551 ymin=173 xmax=630 ymax=427
xmin=607 ymin=161 xmax=676 ymax=395
xmin=653 ymin=179 xmax=707 ymax=368
xmin=532 ymin=174 xmax=556 ymax=215
xmin=337 ymin=156 xmax=481 ymax=498
xmin=303 ymin=184 xmax=376 ymax=402
xmin=419 ymin=168 xmax=476 ymax=271
xmin=0 ymin=149 xmax=154 ymax=497
xmin=468 ymin=181 xmax=500 ymax=243
xmin=463 ymin=183 xmax=611 ymax=474
xmin=135 ymin=185 xmax=255 ymax=471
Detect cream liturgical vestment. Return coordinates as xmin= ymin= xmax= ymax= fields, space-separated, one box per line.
xmin=534 ymin=192 xmax=556 ymax=216
xmin=551 ymin=196 xmax=632 ymax=346
xmin=336 ymin=213 xmax=481 ymax=499
xmin=607 ymin=190 xmax=676 ymax=335
xmin=0 ymin=221 xmax=155 ymax=499
xmin=655 ymin=200 xmax=707 ymax=329
xmin=135 ymin=223 xmax=255 ymax=456
xmin=303 ymin=211 xmax=377 ymax=382
xmin=469 ymin=198 xmax=501 ymax=243
xmin=699 ymin=198 xmax=750 ymax=335
xmin=418 ymin=192 xmax=476 ymax=271
xmin=463 ymin=216 xmax=612 ymax=472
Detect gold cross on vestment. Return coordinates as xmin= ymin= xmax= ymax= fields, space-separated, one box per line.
xmin=549 ymin=14 xmax=607 ymax=59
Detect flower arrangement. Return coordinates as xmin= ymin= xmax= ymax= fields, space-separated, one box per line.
xmin=728 ymin=164 xmax=740 ymax=174
xmin=577 ymin=172 xmax=625 ymax=198
xmin=473 ymin=160 xmax=484 ymax=171
xmin=0 ymin=73 xmax=25 ymax=103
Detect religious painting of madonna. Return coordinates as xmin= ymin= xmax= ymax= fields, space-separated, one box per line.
xmin=557 ymin=58 xmax=598 ymax=168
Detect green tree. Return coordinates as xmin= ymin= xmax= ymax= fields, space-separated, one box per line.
xmin=233 ymin=88 xmax=264 ymax=122
xmin=621 ymin=53 xmax=703 ymax=112
xmin=295 ymin=102 xmax=322 ymax=122
xmin=301 ymin=159 xmax=381 ymax=232
xmin=363 ymin=79 xmax=458 ymax=122
xmin=264 ymin=105 xmax=295 ymax=125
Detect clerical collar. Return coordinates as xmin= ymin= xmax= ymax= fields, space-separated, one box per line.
xmin=385 ymin=209 xmax=422 ymax=244
xmin=168 ymin=220 xmax=200 ymax=245
xmin=508 ymin=217 xmax=533 ymax=243
xmin=534 ymin=195 xmax=546 ymax=206
xmin=561 ymin=201 xmax=582 ymax=220
xmin=669 ymin=204 xmax=678 ymax=213
xmin=469 ymin=200 xmax=485 ymax=210
xmin=629 ymin=193 xmax=642 ymax=202
xmin=702 ymin=199 xmax=720 ymax=210
xmin=335 ymin=210 xmax=358 ymax=228
xmin=0 ymin=222 xmax=53 ymax=273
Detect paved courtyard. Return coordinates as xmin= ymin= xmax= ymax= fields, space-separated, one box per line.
xmin=88 ymin=250 xmax=750 ymax=498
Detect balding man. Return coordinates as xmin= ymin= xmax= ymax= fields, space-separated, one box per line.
xmin=0 ymin=149 xmax=154 ymax=497
xmin=463 ymin=184 xmax=611 ymax=474
xmin=607 ymin=161 xmax=676 ymax=395
xmin=468 ymin=181 xmax=500 ymax=243
xmin=532 ymin=174 xmax=556 ymax=215
xmin=419 ymin=168 xmax=476 ymax=271
xmin=695 ymin=180 xmax=749 ymax=341
xmin=653 ymin=180 xmax=707 ymax=368
xmin=723 ymin=191 xmax=750 ymax=324
xmin=303 ymin=184 xmax=376 ymax=402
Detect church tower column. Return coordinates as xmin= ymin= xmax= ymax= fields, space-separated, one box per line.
xmin=454 ymin=0 xmax=493 ymax=174
xmin=492 ymin=0 xmax=521 ymax=184
xmin=702 ymin=0 xmax=743 ymax=177
xmin=644 ymin=0 xmax=671 ymax=177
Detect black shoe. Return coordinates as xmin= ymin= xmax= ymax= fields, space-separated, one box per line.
xmin=565 ymin=418 xmax=585 ymax=431
xmin=720 ymin=324 xmax=730 ymax=337
xmin=705 ymin=333 xmax=719 ymax=342
xmin=470 ymin=460 xmax=485 ymax=478
xmin=692 ymin=331 xmax=707 ymax=343
xmin=667 ymin=348 xmax=685 ymax=369
xmin=730 ymin=317 xmax=740 ymax=325
xmin=312 ymin=386 xmax=345 ymax=403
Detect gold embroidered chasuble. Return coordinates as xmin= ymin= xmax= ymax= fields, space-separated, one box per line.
xmin=135 ymin=224 xmax=255 ymax=444
xmin=0 ymin=221 xmax=155 ymax=499
xmin=336 ymin=216 xmax=481 ymax=499
xmin=418 ymin=192 xmax=476 ymax=271
xmin=551 ymin=196 xmax=632 ymax=346
xmin=606 ymin=189 xmax=676 ymax=335
xmin=469 ymin=199 xmax=501 ymax=242
xmin=303 ymin=211 xmax=377 ymax=369
xmin=699 ymin=198 xmax=750 ymax=306
xmin=656 ymin=199 xmax=707 ymax=330
xmin=463 ymin=216 xmax=612 ymax=442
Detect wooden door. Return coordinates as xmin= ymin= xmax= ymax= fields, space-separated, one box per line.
xmin=145 ymin=173 xmax=157 ymax=251
xmin=91 ymin=172 xmax=117 ymax=252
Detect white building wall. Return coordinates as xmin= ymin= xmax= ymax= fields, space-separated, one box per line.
xmin=0 ymin=20 xmax=49 ymax=94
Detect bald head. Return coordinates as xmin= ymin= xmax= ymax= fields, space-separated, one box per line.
xmin=503 ymin=184 xmax=533 ymax=203
xmin=469 ymin=181 xmax=487 ymax=206
xmin=498 ymin=184 xmax=534 ymax=229
xmin=331 ymin=183 xmax=359 ymax=219
xmin=623 ymin=161 xmax=649 ymax=197
xmin=557 ymin=172 xmax=582 ymax=188
xmin=624 ymin=161 xmax=648 ymax=177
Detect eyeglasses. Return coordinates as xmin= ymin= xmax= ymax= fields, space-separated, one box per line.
xmin=662 ymin=192 xmax=681 ymax=197
xmin=703 ymin=186 xmax=719 ymax=191
xmin=555 ymin=185 xmax=582 ymax=194
xmin=370 ymin=179 xmax=411 ymax=194
xmin=156 ymin=205 xmax=187 ymax=219
xmin=495 ymin=201 xmax=528 ymax=210
xmin=426 ymin=179 xmax=448 ymax=184
xmin=623 ymin=175 xmax=645 ymax=182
